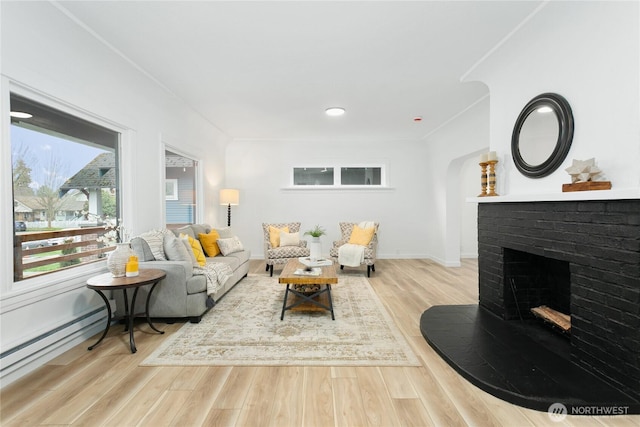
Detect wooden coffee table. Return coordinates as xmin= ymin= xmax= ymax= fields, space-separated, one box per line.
xmin=278 ymin=259 xmax=338 ymax=320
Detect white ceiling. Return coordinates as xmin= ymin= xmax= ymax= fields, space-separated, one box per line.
xmin=57 ymin=1 xmax=542 ymax=142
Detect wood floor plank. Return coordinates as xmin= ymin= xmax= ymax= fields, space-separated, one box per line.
xmin=234 ymin=367 xmax=280 ymax=427
xmin=391 ymin=397 xmax=434 ymax=427
xmin=332 ymin=377 xmax=368 ymax=427
xmin=355 ymin=367 xmax=401 ymax=427
xmin=169 ymin=366 xmax=233 ymax=426
xmin=136 ymin=390 xmax=193 ymax=427
xmin=301 ymin=367 xmax=334 ymax=427
xmin=268 ymin=366 xmax=305 ymax=427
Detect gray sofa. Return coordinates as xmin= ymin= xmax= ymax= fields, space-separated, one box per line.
xmin=114 ymin=224 xmax=250 ymax=323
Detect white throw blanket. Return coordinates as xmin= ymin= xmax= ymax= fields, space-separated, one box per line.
xmin=338 ymin=221 xmax=376 ymax=267
xmin=338 ymin=244 xmax=365 ymax=267
xmin=193 ymin=261 xmax=233 ymax=296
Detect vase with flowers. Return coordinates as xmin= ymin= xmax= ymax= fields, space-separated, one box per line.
xmin=304 ymin=225 xmax=326 ymax=261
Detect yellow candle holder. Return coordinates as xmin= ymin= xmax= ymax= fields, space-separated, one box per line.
xmin=478 ymin=162 xmax=488 ymax=197
xmin=487 ymin=160 xmax=499 ymax=196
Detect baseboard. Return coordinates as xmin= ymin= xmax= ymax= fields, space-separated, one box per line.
xmin=0 ymin=308 xmax=107 ymax=389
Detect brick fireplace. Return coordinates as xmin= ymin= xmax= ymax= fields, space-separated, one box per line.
xmin=478 ymin=199 xmax=640 ymax=401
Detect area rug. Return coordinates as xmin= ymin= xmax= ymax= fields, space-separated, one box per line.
xmin=142 ymin=274 xmax=420 ymax=367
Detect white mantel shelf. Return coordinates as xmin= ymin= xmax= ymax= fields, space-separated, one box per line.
xmin=466 ymin=188 xmax=640 ymax=203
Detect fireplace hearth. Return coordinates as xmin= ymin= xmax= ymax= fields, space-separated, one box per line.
xmin=421 ymin=199 xmax=640 ymax=413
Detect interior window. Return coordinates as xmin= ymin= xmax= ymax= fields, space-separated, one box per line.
xmin=165 ymin=149 xmax=197 ymax=225
xmin=11 ymin=93 xmax=120 ymax=282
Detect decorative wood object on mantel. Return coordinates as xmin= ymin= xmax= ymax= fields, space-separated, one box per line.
xmin=562 ymin=181 xmax=612 ymax=192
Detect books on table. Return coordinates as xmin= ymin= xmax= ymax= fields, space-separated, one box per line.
xmin=298 ymin=257 xmax=333 ymax=267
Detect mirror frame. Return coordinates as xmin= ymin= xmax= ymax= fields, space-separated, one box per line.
xmin=511 ymin=92 xmax=574 ymax=178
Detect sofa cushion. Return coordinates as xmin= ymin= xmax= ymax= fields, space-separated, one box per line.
xmin=217 ymin=236 xmax=244 ymax=256
xmin=216 ymin=227 xmax=235 ymax=239
xmin=267 ymin=245 xmax=310 ymax=259
xmin=209 ymin=249 xmax=250 ymax=271
xmin=131 ymin=237 xmax=155 ymax=261
xmin=190 ymin=224 xmax=211 ymax=237
xmin=186 ymin=274 xmax=207 ymax=295
xmin=199 ymin=230 xmax=221 ymax=257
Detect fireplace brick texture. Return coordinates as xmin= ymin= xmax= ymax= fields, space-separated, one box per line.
xmin=478 ymin=200 xmax=640 ymax=401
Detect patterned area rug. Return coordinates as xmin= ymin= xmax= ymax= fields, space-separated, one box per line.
xmin=142 ymin=274 xmax=420 ymax=367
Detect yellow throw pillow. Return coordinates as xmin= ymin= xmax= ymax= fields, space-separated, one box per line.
xmin=269 ymin=225 xmax=289 ymax=248
xmin=181 ymin=233 xmax=206 ymax=266
xmin=199 ymin=230 xmax=221 ymax=257
xmin=348 ymin=225 xmax=375 ymax=246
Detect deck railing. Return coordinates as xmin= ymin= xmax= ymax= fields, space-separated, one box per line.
xmin=13 ymin=227 xmax=115 ymax=281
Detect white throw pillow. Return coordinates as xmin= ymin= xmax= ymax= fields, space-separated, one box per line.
xmin=217 ymin=236 xmax=244 ymax=256
xmin=139 ymin=229 xmax=166 ymax=260
xmin=279 ymin=231 xmax=300 ymax=247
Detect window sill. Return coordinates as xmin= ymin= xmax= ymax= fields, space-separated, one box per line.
xmin=282 ymin=186 xmax=395 ymax=192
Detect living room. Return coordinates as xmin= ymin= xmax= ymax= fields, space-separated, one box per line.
xmin=1 ymin=1 xmax=639 ymax=424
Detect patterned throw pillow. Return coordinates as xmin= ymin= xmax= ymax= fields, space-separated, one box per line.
xmin=269 ymin=225 xmax=288 ymax=248
xmin=180 ymin=233 xmax=206 ymax=266
xmin=139 ymin=229 xmax=166 ymax=260
xmin=348 ymin=225 xmax=375 ymax=246
xmin=279 ymin=231 xmax=300 ymax=247
xmin=217 ymin=236 xmax=244 ymax=256
xmin=199 ymin=230 xmax=221 ymax=257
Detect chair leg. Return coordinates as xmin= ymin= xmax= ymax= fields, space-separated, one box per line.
xmin=266 ymin=263 xmax=269 ymax=272
xmin=367 ymin=265 xmax=371 ymax=277
xmin=270 ymin=265 xmax=274 ymax=277
xmin=371 ymin=264 xmax=375 ymax=272
xmin=340 ymin=265 xmax=344 ymax=270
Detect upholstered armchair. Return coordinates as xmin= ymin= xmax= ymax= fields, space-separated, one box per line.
xmin=329 ymin=222 xmax=379 ymax=277
xmin=262 ymin=222 xmax=310 ymax=276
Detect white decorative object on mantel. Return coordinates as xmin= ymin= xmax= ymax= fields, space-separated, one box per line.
xmin=564 ymin=158 xmax=602 ymax=183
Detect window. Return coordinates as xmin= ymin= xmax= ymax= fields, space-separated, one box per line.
xmin=165 ymin=149 xmax=198 ymax=225
xmin=293 ymin=167 xmax=334 ymax=186
xmin=165 ymin=179 xmax=178 ymax=200
xmin=292 ymin=166 xmax=384 ymax=187
xmin=11 ymin=93 xmax=120 ymax=282
xmin=341 ymin=167 xmax=382 ymax=186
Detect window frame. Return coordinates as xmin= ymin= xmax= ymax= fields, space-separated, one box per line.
xmin=290 ymin=164 xmax=388 ymax=189
xmin=3 ymin=84 xmax=127 ymax=297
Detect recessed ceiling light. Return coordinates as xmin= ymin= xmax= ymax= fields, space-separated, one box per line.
xmin=325 ymin=107 xmax=345 ymax=116
xmin=10 ymin=111 xmax=33 ymax=119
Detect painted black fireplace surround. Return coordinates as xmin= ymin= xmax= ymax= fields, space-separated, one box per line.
xmin=421 ymin=199 xmax=639 ymax=413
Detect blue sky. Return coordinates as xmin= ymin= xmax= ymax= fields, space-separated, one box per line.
xmin=11 ymin=125 xmax=107 ymax=190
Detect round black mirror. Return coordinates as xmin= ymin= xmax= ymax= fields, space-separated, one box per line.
xmin=511 ymin=93 xmax=574 ymax=178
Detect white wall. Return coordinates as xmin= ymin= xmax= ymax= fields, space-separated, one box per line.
xmin=0 ymin=2 xmax=228 ymax=385
xmin=422 ymin=97 xmax=489 ymax=265
xmin=465 ymin=1 xmax=640 ymax=196
xmin=224 ymin=139 xmax=432 ymax=260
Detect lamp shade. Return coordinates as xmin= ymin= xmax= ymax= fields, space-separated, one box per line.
xmin=220 ymin=189 xmax=239 ymax=206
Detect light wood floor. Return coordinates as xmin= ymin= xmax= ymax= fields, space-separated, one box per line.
xmin=1 ymin=259 xmax=638 ymax=426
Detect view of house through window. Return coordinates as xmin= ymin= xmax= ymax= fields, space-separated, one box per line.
xmin=165 ymin=149 xmax=198 ymax=225
xmin=11 ymin=93 xmax=120 ymax=282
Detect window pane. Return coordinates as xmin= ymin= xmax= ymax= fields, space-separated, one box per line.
xmin=165 ymin=150 xmax=197 ymax=225
xmin=293 ymin=167 xmax=334 ymax=185
xmin=341 ymin=167 xmax=381 ymax=185
xmin=11 ymin=93 xmax=120 ymax=282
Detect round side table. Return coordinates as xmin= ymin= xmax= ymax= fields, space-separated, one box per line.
xmin=86 ymin=268 xmax=166 ymax=353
